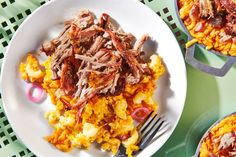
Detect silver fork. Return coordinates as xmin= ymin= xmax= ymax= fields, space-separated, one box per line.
xmin=114 ymin=111 xmax=165 ymax=157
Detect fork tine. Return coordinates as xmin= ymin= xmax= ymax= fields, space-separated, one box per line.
xmin=139 ymin=119 xmax=164 ymax=150
xmin=139 ymin=111 xmax=154 ymax=133
xmin=140 ymin=114 xmax=161 ymax=138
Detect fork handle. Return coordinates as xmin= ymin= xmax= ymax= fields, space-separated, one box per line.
xmin=114 ymin=145 xmax=127 ymax=157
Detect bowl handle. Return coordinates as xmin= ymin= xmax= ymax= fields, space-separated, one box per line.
xmin=185 ymin=45 xmax=236 ymax=76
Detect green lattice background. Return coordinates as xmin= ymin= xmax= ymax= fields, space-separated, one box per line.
xmin=0 ymin=0 xmax=188 ymax=156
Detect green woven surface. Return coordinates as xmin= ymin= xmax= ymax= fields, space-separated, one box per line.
xmin=1 ymin=0 xmax=235 ymax=157
xmin=0 ymin=1 xmax=48 ymax=157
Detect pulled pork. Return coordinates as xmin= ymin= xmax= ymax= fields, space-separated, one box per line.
xmin=191 ymin=0 xmax=236 ymax=36
xmin=40 ymin=10 xmax=152 ymax=112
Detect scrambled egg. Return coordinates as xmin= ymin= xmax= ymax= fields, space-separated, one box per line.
xmin=19 ymin=54 xmax=45 ymax=82
xmin=20 ymin=53 xmax=165 ymax=157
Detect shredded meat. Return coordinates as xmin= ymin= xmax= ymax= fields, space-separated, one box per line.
xmin=220 ymin=0 xmax=236 ymax=16
xmin=41 ymin=41 xmax=56 ymax=56
xmin=225 ymin=14 xmax=236 ymax=36
xmin=211 ymin=131 xmax=236 ymax=156
xmin=98 ymin=13 xmax=119 ymax=31
xmin=199 ymin=0 xmax=215 ymax=19
xmin=40 ymin=10 xmax=152 ymax=113
xmin=209 ymin=13 xmax=226 ymax=28
xmin=134 ymin=34 xmax=149 ymax=55
xmin=214 ymin=0 xmax=223 ymax=11
xmin=60 ymin=60 xmax=78 ymax=95
xmin=87 ymin=36 xmax=107 ymax=54
xmin=193 ymin=0 xmax=236 ymax=37
xmin=189 ymin=3 xmax=200 ymax=21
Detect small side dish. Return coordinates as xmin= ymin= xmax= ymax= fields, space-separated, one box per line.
xmin=19 ymin=10 xmax=165 ymax=157
xmin=179 ymin=0 xmax=236 ymax=56
xmin=199 ymin=113 xmax=236 ymax=157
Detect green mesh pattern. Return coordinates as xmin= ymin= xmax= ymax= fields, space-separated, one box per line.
xmin=0 ymin=0 xmax=188 ymax=156
xmin=0 ymin=1 xmax=49 ymax=156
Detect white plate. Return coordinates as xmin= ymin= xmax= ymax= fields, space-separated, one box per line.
xmin=0 ymin=0 xmax=187 ymax=156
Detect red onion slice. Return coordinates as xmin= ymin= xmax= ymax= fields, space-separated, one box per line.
xmin=195 ymin=23 xmax=204 ymax=32
xmin=26 ymin=83 xmax=46 ymax=103
xmin=131 ymin=106 xmax=151 ymax=122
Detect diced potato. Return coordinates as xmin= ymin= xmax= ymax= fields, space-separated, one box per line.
xmin=122 ymin=129 xmax=138 ymax=146
xmin=20 ymin=54 xmax=45 ymax=82
xmin=72 ymin=133 xmax=90 ymax=148
xmin=121 ymin=117 xmax=134 ymax=132
xmin=133 ymin=92 xmax=147 ymax=104
xmin=101 ymin=138 xmax=121 ymax=154
xmin=148 ymin=54 xmax=165 ymax=79
xmin=149 ymin=55 xmax=159 ymax=70
xmin=109 ymin=116 xmax=134 ymax=136
xmin=83 ymin=123 xmax=99 ymax=138
xmin=114 ymin=99 xmax=127 ymax=119
xmin=45 ymin=109 xmax=60 ymax=125
xmin=25 ymin=64 xmax=44 ymax=78
xmin=133 ymin=92 xmax=154 ymax=105
xmin=59 ymin=116 xmax=75 ymax=127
